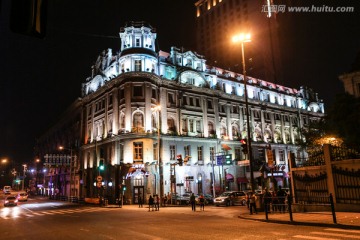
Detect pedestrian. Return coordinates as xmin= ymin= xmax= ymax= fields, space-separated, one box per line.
xmin=199 ymin=194 xmax=205 ymax=211
xmin=271 ymin=191 xmax=279 ymax=212
xmin=148 ymin=195 xmax=154 ymax=211
xmin=277 ymin=186 xmax=287 ymax=213
xmin=138 ymin=195 xmax=143 ymax=208
xmin=249 ymin=192 xmax=257 ymax=215
xmin=155 ymin=195 xmax=160 ymax=211
xmin=263 ymin=188 xmax=272 ymax=213
xmin=167 ymin=192 xmax=171 ymax=205
xmin=163 ymin=195 xmax=167 ymax=207
xmin=190 ymin=193 xmax=196 ymax=211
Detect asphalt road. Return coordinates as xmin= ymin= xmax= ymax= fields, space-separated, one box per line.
xmin=0 ymin=198 xmax=359 ymax=240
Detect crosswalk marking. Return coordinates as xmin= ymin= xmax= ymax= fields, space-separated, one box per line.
xmin=311 ymin=231 xmax=360 ymax=239
xmin=293 ymin=235 xmax=337 ymax=240
xmin=293 ymin=228 xmax=360 ymax=240
xmin=325 ymin=228 xmax=360 ymax=234
xmin=0 ymin=207 xmax=114 ymax=219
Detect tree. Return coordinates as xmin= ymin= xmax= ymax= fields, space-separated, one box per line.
xmin=325 ymin=93 xmax=360 ymax=148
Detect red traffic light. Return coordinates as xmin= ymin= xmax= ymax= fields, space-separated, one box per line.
xmin=240 ymin=139 xmax=247 ymax=144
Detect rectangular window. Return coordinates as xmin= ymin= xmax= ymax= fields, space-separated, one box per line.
xmin=133 ymin=142 xmax=143 ymax=162
xmin=135 ymin=38 xmax=140 ymax=47
xmin=182 ymin=119 xmax=187 ymax=132
xmin=135 ymin=60 xmax=141 ymax=71
xmin=182 ymin=96 xmax=187 ymax=105
xmin=210 ymin=147 xmax=215 ymax=162
xmin=119 ymin=88 xmax=124 ymax=99
xmin=279 ymin=149 xmax=285 ymax=163
xmin=168 ymin=93 xmax=175 ymax=104
xmin=207 ymin=100 xmax=213 ymax=109
xmin=133 ymin=86 xmax=143 ymax=97
xmin=189 ymin=119 xmax=194 ymax=132
xmin=196 ymin=98 xmax=200 ymax=107
xmin=153 ymin=144 xmax=158 ymax=161
xmin=108 ymin=94 xmax=113 ymax=106
xmin=170 ymin=145 xmax=176 ymax=160
xmin=184 ymin=145 xmax=191 ymax=157
xmin=197 ymin=146 xmax=203 ymax=161
xmin=189 ymin=97 xmax=194 ymax=106
xmin=235 ymin=147 xmax=241 ymax=160
xmin=196 ymin=120 xmax=201 ymax=132
xmin=152 ymin=89 xmax=156 ymax=98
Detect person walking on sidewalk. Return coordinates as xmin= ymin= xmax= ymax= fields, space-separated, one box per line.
xmin=138 ymin=195 xmax=143 ymax=208
xmin=277 ymin=186 xmax=287 ymax=213
xmin=163 ymin=195 xmax=167 ymax=207
xmin=155 ymin=195 xmax=160 ymax=211
xmin=190 ymin=193 xmax=196 ymax=211
xmin=148 ymin=195 xmax=154 ymax=211
xmin=249 ymin=192 xmax=257 ymax=215
xmin=199 ymin=194 xmax=205 ymax=211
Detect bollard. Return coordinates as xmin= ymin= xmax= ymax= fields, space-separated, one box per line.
xmin=265 ymin=203 xmax=269 ymax=221
xmin=329 ymin=193 xmax=337 ymax=224
xmin=288 ymin=194 xmax=293 ymax=222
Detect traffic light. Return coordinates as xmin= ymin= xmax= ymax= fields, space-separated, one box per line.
xmin=99 ymin=159 xmax=104 ymax=170
xmin=123 ymin=186 xmax=127 ymax=191
xmin=225 ymin=154 xmax=232 ymax=165
xmin=176 ymin=154 xmax=183 ymax=166
xmin=240 ymin=139 xmax=248 ymax=154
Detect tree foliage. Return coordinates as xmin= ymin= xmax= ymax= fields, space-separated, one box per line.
xmin=325 ymin=93 xmax=360 ymax=148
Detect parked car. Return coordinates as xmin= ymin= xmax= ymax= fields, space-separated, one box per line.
xmin=3 ymin=186 xmax=11 ymax=195
xmin=16 ymin=192 xmax=28 ymax=202
xmin=214 ymin=191 xmax=246 ymax=206
xmin=195 ymin=194 xmax=214 ymax=205
xmin=4 ymin=195 xmax=18 ymax=207
xmin=171 ymin=193 xmax=190 ymax=205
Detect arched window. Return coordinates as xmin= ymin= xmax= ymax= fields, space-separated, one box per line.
xmin=133 ymin=112 xmax=144 ymax=132
xmin=208 ymin=122 xmax=214 ymax=135
xmin=167 ymin=118 xmax=176 ymax=132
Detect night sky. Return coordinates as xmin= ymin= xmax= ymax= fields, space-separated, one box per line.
xmin=1 ymin=0 xmax=359 ymax=167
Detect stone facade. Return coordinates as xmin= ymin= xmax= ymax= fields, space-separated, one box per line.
xmin=37 ymin=21 xmax=325 ymax=204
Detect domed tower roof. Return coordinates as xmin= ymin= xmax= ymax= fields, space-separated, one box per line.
xmin=119 ymin=21 xmax=157 ymax=58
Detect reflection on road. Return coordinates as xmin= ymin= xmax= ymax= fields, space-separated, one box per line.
xmin=1 ymin=206 xmax=21 ymax=219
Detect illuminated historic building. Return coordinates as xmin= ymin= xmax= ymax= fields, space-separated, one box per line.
xmin=35 ymin=21 xmax=324 ymax=204
xmin=77 ymin=21 xmax=324 ymax=204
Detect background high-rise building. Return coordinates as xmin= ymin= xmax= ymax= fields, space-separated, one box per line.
xmin=195 ymin=0 xmax=283 ymax=84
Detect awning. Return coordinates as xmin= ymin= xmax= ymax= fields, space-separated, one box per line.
xmin=221 ymin=144 xmax=232 ymax=151
xmin=237 ymin=177 xmax=249 ymax=183
xmin=226 ymin=173 xmax=234 ymax=182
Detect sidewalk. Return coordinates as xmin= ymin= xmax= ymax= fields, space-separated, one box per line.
xmin=238 ymin=208 xmax=360 ymax=229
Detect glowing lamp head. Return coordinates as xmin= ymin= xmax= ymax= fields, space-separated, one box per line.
xmin=232 ymin=33 xmax=251 ymax=43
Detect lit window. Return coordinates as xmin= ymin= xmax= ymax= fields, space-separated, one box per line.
xmin=133 ymin=142 xmax=143 ymax=162
xmin=197 ymin=146 xmax=203 ymax=161
xmin=135 ymin=60 xmax=141 ymax=71
xmin=170 ymin=145 xmax=176 ymax=160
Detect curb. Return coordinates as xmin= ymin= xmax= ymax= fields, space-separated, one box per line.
xmin=238 ymin=215 xmax=360 ymax=230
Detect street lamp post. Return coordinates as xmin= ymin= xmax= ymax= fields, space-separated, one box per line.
xmin=232 ymin=33 xmax=256 ymax=191
xmin=22 ymin=164 xmax=27 ymax=191
xmin=152 ymin=105 xmax=163 ymax=198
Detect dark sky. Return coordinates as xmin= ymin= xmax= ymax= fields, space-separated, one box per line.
xmin=0 ymin=0 xmax=359 ymax=167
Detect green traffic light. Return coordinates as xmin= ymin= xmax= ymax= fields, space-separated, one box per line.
xmin=99 ymin=165 xmax=104 ymax=170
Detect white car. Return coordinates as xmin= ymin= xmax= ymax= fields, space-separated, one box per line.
xmin=16 ymin=192 xmax=28 ymax=201
xmin=214 ymin=191 xmax=246 ymax=206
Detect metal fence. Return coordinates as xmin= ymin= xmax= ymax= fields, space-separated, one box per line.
xmin=333 ymin=166 xmax=360 ymax=204
xmin=293 ymin=172 xmax=329 ymax=204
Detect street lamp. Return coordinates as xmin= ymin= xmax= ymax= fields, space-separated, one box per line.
xmin=59 ymin=146 xmax=75 ymax=199
xmin=22 ymin=164 xmax=27 ymax=191
xmin=152 ymin=105 xmax=163 ymax=198
xmin=232 ymin=33 xmax=256 ymax=191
